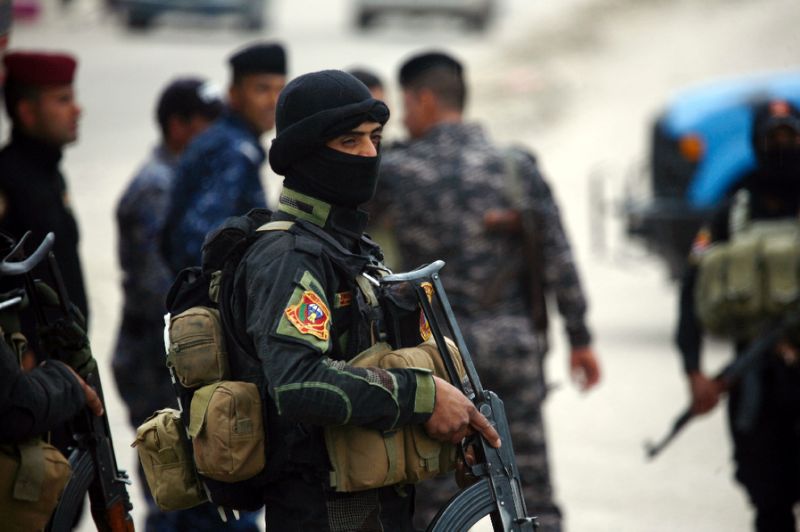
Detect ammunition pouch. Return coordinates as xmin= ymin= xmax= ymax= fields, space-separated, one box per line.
xmin=188 ymin=381 xmax=265 ymax=483
xmin=132 ymin=409 xmax=206 ymax=512
xmin=167 ymin=307 xmax=230 ymax=388
xmin=696 ymin=220 xmax=800 ymax=339
xmin=324 ymin=338 xmax=466 ymax=492
xmin=0 ymin=439 xmax=72 ymax=531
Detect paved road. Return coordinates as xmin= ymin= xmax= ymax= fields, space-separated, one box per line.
xmin=7 ymin=0 xmax=800 ymax=529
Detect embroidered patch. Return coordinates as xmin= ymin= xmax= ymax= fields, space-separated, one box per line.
xmin=285 ymin=290 xmax=331 ymax=341
xmin=334 ymin=291 xmax=353 ymax=308
xmin=419 ymin=282 xmax=434 ymax=341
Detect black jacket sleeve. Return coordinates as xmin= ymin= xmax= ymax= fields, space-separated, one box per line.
xmin=0 ymin=343 xmax=86 ymax=443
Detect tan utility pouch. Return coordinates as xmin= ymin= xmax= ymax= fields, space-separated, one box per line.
xmin=167 ymin=307 xmax=230 ymax=388
xmin=325 ymin=338 xmax=466 ymax=492
xmin=695 ymin=220 xmax=800 ymax=338
xmin=132 ymin=409 xmax=207 ymax=511
xmin=0 ymin=440 xmax=72 ymax=531
xmin=188 ymin=381 xmax=265 ymax=483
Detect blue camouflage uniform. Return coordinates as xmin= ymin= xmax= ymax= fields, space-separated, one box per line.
xmin=373 ymin=122 xmax=592 ymax=531
xmin=113 ymin=144 xmax=259 ymax=532
xmin=162 ymin=112 xmax=268 ymax=273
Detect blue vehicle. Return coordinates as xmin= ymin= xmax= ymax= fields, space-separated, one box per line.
xmin=624 ymin=70 xmax=800 ymax=279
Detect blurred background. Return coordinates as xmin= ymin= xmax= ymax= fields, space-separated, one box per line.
xmin=5 ymin=0 xmax=800 ymax=529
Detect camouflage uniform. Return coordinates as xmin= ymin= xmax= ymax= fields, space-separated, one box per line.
xmin=162 ymin=112 xmax=267 ymax=273
xmin=373 ymin=122 xmax=592 ymax=531
xmin=114 ymin=144 xmax=259 ymax=532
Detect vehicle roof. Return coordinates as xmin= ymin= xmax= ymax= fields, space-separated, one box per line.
xmin=656 ymin=70 xmax=800 ymax=208
xmin=660 ymin=69 xmax=800 ymax=134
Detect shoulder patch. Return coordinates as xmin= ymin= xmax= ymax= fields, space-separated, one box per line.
xmin=284 ymin=290 xmax=330 ymax=341
xmin=276 ymin=270 xmax=331 ymax=351
xmin=691 ymin=227 xmax=712 ymax=257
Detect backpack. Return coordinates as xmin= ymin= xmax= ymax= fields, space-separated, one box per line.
xmin=135 ymin=208 xmax=274 ymax=513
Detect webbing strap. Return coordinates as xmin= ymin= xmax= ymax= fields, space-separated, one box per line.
xmin=383 ymin=432 xmax=400 ymax=485
xmin=256 ymin=221 xmax=295 ymax=232
xmin=13 ymin=440 xmax=45 ymax=502
xmin=188 ymin=383 xmax=223 ymax=438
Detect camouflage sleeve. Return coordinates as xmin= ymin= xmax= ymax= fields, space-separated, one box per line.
xmin=522 ymin=157 xmax=592 ymax=348
xmin=116 ymin=169 xmax=174 ymax=315
xmin=166 ymin=149 xmax=267 ymax=272
xmin=243 ymin=240 xmax=434 ymax=431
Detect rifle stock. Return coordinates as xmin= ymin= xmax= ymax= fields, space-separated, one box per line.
xmin=382 ymin=261 xmax=538 ymax=531
xmin=646 ymin=315 xmax=797 ymax=460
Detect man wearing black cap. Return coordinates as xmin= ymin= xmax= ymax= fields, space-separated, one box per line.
xmin=111 ymin=76 xmax=252 ymax=532
xmin=372 ymin=50 xmax=601 ymax=531
xmin=220 ymin=69 xmax=499 ymax=531
xmin=676 ymin=99 xmax=800 ymax=532
xmin=162 ymin=41 xmax=286 ymax=274
xmin=0 ymin=49 xmax=88 ymax=343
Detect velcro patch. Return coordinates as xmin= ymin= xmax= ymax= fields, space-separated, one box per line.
xmin=285 ymin=290 xmax=331 ymax=341
xmin=334 ymin=291 xmax=353 ymax=308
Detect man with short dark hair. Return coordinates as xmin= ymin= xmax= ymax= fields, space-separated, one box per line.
xmin=0 ymin=50 xmax=87 ymax=325
xmin=162 ymin=41 xmax=287 ymax=274
xmin=373 ymin=50 xmax=601 ymax=531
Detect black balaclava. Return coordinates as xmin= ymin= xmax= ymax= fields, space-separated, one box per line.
xmin=751 ymin=99 xmax=800 ymax=189
xmin=269 ymin=70 xmax=390 ymax=209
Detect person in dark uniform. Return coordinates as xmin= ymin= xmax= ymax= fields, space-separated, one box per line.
xmin=0 ymin=338 xmax=102 ymax=443
xmin=223 ymin=69 xmax=500 ymax=531
xmin=676 ymin=99 xmax=800 ymax=532
xmin=162 ymin=41 xmax=287 ymax=274
xmin=0 ymin=51 xmax=87 ymax=358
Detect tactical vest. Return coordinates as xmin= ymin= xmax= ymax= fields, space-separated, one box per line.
xmin=135 ymin=209 xmax=463 ymax=513
xmin=694 ymin=191 xmax=800 ymax=339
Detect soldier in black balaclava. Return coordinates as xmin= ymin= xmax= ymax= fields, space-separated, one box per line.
xmin=224 ymin=70 xmax=501 ymax=531
xmin=676 ymin=99 xmax=800 ymax=532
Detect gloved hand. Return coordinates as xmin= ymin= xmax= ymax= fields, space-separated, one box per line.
xmin=38 ymin=317 xmax=97 ymax=380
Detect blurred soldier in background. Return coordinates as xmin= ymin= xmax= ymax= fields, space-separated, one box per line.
xmin=348 ymin=67 xmax=385 ymax=101
xmin=162 ymin=41 xmax=287 ymax=274
xmin=676 ymin=99 xmax=800 ymax=532
xmin=372 ymin=50 xmax=601 ymax=531
xmin=112 ymin=77 xmax=244 ymax=532
xmin=0 ymin=50 xmax=88 ymax=342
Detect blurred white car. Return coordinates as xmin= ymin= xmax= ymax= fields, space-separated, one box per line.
xmin=120 ymin=0 xmax=266 ymax=30
xmin=355 ymin=0 xmax=495 ymax=30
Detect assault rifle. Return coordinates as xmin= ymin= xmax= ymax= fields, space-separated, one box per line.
xmin=0 ymin=232 xmax=135 ymax=531
xmin=381 ymin=260 xmax=538 ymax=532
xmin=645 ymin=313 xmax=800 ymax=460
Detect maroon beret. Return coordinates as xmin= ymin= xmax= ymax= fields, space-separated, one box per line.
xmin=3 ymin=51 xmax=77 ymax=86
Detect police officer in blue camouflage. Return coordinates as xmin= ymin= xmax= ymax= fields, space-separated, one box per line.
xmin=114 ymin=77 xmax=261 ymax=532
xmin=372 ymin=51 xmax=602 ymax=531
xmin=162 ymin=41 xmax=287 ymax=274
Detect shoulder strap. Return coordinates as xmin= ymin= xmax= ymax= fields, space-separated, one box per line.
xmin=501 ymin=146 xmax=549 ymax=333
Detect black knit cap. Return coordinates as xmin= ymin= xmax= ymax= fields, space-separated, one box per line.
xmin=399 ymin=51 xmax=463 ymax=86
xmin=269 ymin=70 xmax=389 ymax=175
xmin=228 ymin=42 xmax=286 ymax=77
